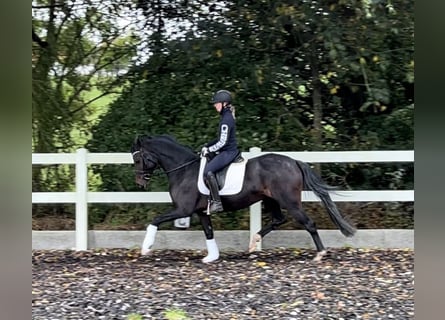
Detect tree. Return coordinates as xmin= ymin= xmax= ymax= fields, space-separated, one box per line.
xmin=33 ymin=0 xmax=413 ymax=226
xmin=32 ymin=0 xmax=140 ymax=194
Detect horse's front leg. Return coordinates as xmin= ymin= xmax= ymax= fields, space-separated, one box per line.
xmin=197 ymin=212 xmax=219 ymax=263
xmin=140 ymin=209 xmax=190 ymax=256
xmin=141 ymin=224 xmax=158 ymax=255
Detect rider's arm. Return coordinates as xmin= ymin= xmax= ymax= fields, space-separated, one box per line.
xmin=208 ymin=122 xmax=231 ymax=153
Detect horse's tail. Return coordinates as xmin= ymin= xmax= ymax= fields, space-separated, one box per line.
xmin=295 ymin=160 xmax=356 ymax=237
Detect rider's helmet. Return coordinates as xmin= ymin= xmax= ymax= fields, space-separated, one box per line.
xmin=211 ymin=90 xmax=232 ymax=104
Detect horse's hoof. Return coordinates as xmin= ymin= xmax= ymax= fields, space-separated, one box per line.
xmin=248 ymin=234 xmax=262 ymax=252
xmin=202 ymin=255 xmax=219 ymax=263
xmin=312 ymin=250 xmax=327 ymax=262
xmin=141 ymin=248 xmax=152 ymax=256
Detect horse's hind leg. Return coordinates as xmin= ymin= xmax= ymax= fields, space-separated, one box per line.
xmin=288 ymin=206 xmax=327 ymax=262
xmin=197 ymin=212 xmax=219 ymax=263
xmin=249 ymin=198 xmax=287 ymax=252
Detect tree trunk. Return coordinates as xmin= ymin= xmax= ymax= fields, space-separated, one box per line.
xmin=32 ymin=0 xmax=58 ymax=213
xmin=310 ymin=51 xmax=323 ymax=175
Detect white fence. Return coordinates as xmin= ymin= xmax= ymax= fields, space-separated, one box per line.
xmin=32 ymin=148 xmax=414 ymax=251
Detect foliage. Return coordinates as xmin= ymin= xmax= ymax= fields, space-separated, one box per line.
xmin=32 ymin=0 xmax=140 ymax=199
xmin=33 ymin=0 xmax=414 ymax=227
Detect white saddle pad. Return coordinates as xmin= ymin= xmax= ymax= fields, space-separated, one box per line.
xmin=197 ymin=156 xmax=248 ymax=195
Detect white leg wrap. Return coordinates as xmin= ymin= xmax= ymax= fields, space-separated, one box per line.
xmin=141 ymin=224 xmax=158 ymax=255
xmin=202 ymin=239 xmax=220 ymax=263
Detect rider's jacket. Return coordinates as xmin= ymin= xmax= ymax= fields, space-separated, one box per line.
xmin=206 ymin=107 xmax=238 ymax=153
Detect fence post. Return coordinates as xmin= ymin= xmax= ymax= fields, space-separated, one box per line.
xmin=75 ymin=148 xmax=88 ymax=250
xmin=249 ymin=147 xmax=262 ymax=251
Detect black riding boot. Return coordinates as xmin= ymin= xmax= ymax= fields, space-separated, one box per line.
xmin=205 ymin=172 xmax=223 ymax=213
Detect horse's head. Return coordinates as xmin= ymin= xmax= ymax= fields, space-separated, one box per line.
xmin=130 ymin=134 xmax=199 ymax=188
xmin=130 ymin=136 xmax=158 ymax=188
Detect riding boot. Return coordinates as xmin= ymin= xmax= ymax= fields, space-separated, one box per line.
xmin=205 ymin=172 xmax=223 ymax=213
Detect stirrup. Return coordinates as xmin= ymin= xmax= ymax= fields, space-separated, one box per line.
xmin=206 ymin=200 xmax=223 ymax=215
xmin=210 ymin=200 xmax=223 ymax=213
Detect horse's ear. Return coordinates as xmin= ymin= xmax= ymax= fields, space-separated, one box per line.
xmin=131 ymin=135 xmax=144 ymax=151
xmin=130 ymin=136 xmax=139 ymax=153
xmin=137 ymin=135 xmax=142 ymax=144
xmin=134 ymin=134 xmax=152 ymax=146
xmin=133 ymin=135 xmax=140 ymax=146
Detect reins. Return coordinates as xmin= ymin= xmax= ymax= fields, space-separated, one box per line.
xmin=164 ymin=158 xmax=199 ymax=175
xmin=133 ymin=149 xmax=199 ymax=178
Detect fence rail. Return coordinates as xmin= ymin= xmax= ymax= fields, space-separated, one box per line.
xmin=32 ymin=148 xmax=414 ymax=251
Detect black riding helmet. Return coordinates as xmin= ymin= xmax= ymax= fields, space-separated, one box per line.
xmin=211 ymin=90 xmax=232 ymax=104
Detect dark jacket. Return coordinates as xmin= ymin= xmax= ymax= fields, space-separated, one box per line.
xmin=206 ymin=107 xmax=238 ymax=153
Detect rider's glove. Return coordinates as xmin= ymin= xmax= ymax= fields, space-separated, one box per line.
xmin=200 ymin=146 xmax=209 ymax=157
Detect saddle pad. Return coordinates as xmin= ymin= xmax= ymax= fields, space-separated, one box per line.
xmin=197 ymin=157 xmax=248 ymax=195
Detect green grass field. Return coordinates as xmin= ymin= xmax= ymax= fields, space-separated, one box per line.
xmin=70 ymin=84 xmax=121 ymax=147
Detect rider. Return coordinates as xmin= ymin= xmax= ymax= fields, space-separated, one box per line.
xmin=201 ymin=89 xmax=240 ymax=213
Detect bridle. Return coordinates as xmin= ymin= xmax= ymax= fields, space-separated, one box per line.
xmin=132 ymin=150 xmax=199 ymax=180
xmin=132 ymin=150 xmax=156 ymax=180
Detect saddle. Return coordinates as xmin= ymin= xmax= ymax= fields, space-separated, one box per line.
xmin=215 ymin=152 xmax=245 ymax=189
xmin=197 ymin=152 xmax=247 ymax=196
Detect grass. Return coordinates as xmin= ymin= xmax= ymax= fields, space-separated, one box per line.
xmin=71 ymin=80 xmax=121 ymax=148
xmin=163 ymin=308 xmax=191 ymax=320
xmin=125 ymin=308 xmax=190 ymax=320
xmin=83 ymin=86 xmax=119 ymax=121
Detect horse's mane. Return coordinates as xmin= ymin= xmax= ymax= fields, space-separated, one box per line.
xmin=135 ymin=134 xmax=197 ymax=158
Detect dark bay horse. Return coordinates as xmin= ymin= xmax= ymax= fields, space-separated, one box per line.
xmin=130 ymin=134 xmax=356 ymax=263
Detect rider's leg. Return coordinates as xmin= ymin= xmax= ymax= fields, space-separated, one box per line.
xmin=203 ymin=151 xmax=239 ymax=213
xmin=205 ymin=171 xmax=223 ymax=213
